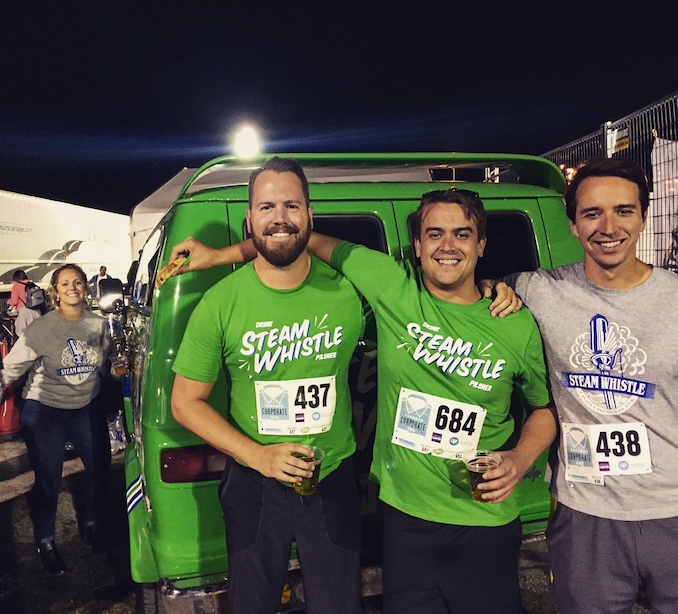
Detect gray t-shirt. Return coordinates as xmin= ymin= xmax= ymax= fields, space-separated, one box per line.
xmin=1 ymin=309 xmax=111 ymax=409
xmin=509 ymin=263 xmax=678 ymax=521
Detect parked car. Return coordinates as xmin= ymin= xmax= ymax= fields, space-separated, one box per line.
xmin=120 ymin=152 xmax=583 ymax=613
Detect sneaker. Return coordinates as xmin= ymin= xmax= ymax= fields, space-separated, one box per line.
xmin=37 ymin=540 xmax=67 ymax=576
xmin=83 ymin=522 xmax=107 ymax=554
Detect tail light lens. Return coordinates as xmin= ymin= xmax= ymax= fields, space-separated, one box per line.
xmin=160 ymin=445 xmax=228 ymax=483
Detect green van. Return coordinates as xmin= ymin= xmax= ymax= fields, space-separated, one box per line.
xmin=122 ymin=153 xmax=583 ymax=613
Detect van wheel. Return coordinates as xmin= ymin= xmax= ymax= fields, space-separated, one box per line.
xmin=135 ymin=583 xmax=167 ymax=614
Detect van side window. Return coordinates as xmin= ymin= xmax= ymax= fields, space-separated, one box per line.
xmin=314 ymin=215 xmax=387 ymax=252
xmin=408 ymin=211 xmax=539 ymax=279
xmin=477 ymin=213 xmax=539 ymax=279
xmin=132 ymin=227 xmax=163 ymax=309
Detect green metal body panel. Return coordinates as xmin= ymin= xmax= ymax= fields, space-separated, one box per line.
xmin=124 ymin=153 xmax=582 ymax=594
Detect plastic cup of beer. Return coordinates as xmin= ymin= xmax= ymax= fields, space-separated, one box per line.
xmin=293 ymin=446 xmax=325 ymax=496
xmin=111 ymin=352 xmax=128 ymax=377
xmin=463 ymin=450 xmax=502 ymax=502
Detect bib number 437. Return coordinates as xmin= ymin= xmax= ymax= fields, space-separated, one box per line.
xmin=294 ymin=383 xmax=330 ymax=410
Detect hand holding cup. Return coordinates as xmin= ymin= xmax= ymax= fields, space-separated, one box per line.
xmin=292 ymin=446 xmax=325 ymax=495
xmin=463 ymin=450 xmax=503 ymax=502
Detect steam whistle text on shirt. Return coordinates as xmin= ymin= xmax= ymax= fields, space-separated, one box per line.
xmin=407 ymin=322 xmax=505 ymax=379
xmin=241 ymin=319 xmax=343 ymax=373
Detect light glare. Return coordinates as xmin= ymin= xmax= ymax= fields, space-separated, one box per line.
xmin=233 ymin=125 xmax=261 ymax=159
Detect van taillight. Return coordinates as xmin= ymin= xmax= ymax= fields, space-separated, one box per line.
xmin=160 ymin=445 xmax=228 ymax=483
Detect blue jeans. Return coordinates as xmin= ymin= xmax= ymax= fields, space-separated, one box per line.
xmin=20 ymin=398 xmax=111 ymax=543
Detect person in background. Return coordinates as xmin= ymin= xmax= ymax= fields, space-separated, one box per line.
xmin=8 ymin=269 xmax=31 ymax=312
xmin=1 ymin=263 xmax=127 ymax=575
xmin=14 ymin=288 xmax=47 ymax=337
xmin=88 ymin=266 xmax=109 ymax=300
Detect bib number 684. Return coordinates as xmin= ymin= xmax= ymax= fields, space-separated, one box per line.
xmin=434 ymin=405 xmax=477 ymax=436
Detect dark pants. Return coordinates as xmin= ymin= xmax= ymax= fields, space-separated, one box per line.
xmin=219 ymin=456 xmax=362 ymax=614
xmin=547 ymin=504 xmax=678 ymax=614
xmin=382 ymin=504 xmax=526 ymax=614
xmin=20 ymin=398 xmax=111 ymax=543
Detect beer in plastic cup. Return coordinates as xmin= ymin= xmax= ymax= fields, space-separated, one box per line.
xmin=293 ymin=446 xmax=325 ymax=496
xmin=463 ymin=450 xmax=502 ymax=502
xmin=111 ymin=351 xmax=128 ymax=377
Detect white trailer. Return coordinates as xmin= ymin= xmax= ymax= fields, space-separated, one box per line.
xmin=0 ymin=189 xmax=131 ymax=293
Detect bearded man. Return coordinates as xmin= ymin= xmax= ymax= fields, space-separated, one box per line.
xmin=171 ymin=157 xmax=364 ymax=614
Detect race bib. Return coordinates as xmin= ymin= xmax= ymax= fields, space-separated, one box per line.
xmin=391 ymin=387 xmax=486 ymax=459
xmin=255 ymin=376 xmax=336 ymax=436
xmin=563 ymin=421 xmax=652 ymax=485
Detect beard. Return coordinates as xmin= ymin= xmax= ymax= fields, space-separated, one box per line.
xmin=252 ymin=220 xmax=312 ymax=267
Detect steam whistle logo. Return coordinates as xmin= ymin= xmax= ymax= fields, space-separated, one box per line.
xmin=566 ymin=427 xmax=592 ymax=467
xmin=563 ymin=314 xmax=654 ymax=415
xmin=58 ymin=338 xmax=98 ymax=383
xmin=68 ymin=339 xmax=86 ymax=365
xmin=589 ymin=315 xmax=623 ymax=410
xmin=398 ymin=392 xmax=430 ymax=436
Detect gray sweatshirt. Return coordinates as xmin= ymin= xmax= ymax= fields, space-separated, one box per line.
xmin=1 ymin=309 xmax=112 ymax=409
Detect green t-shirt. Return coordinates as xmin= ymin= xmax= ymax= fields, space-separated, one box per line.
xmin=173 ymin=255 xmax=365 ymax=480
xmin=331 ymin=242 xmax=551 ymax=526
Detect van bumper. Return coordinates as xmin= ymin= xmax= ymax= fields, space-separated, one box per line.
xmin=158 ymin=565 xmax=383 ymax=613
xmin=159 ymin=579 xmax=229 ymax=613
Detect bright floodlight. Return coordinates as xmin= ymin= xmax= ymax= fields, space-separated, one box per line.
xmin=233 ymin=125 xmax=261 ymax=159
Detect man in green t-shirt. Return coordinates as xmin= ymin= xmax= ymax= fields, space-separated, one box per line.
xmin=170 ymin=187 xmax=556 ymax=614
xmin=311 ymin=189 xmax=557 ymax=614
xmin=171 ymin=157 xmax=365 ymax=614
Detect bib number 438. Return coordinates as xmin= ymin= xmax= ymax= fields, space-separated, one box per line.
xmin=596 ymin=429 xmax=642 ymax=457
xmin=590 ymin=422 xmax=651 ymax=475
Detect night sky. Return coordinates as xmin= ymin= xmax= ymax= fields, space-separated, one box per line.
xmin=2 ymin=2 xmax=677 ymax=215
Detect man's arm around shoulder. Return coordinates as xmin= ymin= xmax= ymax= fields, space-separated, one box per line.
xmin=306 ymin=232 xmax=343 ymax=264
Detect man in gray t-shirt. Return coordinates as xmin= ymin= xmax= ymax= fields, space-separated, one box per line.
xmin=505 ymin=158 xmax=678 ymax=614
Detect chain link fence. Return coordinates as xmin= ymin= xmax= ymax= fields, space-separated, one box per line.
xmin=542 ymin=91 xmax=678 ymax=271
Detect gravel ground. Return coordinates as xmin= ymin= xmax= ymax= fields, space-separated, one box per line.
xmin=0 ymin=433 xmax=651 ymax=613
xmin=0 ymin=439 xmax=134 ymax=614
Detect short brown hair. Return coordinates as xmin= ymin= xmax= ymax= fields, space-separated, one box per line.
xmin=414 ymin=188 xmax=487 ymax=241
xmin=564 ymin=158 xmax=650 ymax=222
xmin=248 ymin=156 xmax=310 ymax=208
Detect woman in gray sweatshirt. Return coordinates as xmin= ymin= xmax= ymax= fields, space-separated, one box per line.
xmin=0 ymin=263 xmax=125 ymax=575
